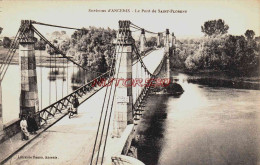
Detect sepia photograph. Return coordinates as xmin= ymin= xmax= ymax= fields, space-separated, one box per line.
xmin=0 ymin=0 xmax=259 ymax=164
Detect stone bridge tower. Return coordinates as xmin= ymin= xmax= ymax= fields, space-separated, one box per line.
xmin=164 ymin=29 xmax=171 ymax=80
xmin=140 ymin=29 xmax=145 ymax=53
xmin=113 ymin=20 xmax=134 ymax=137
xmin=19 ymin=20 xmax=39 ymax=122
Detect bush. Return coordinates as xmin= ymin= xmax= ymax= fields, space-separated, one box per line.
xmin=3 ymin=37 xmax=11 ymax=48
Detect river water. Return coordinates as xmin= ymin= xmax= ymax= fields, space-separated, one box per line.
xmin=1 ymin=64 xmax=94 ymax=124
xmin=2 ymin=63 xmax=260 ymax=165
xmin=136 ymin=72 xmax=260 ymax=165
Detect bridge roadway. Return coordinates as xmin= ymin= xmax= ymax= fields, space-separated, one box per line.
xmin=3 ymin=48 xmax=165 ymax=165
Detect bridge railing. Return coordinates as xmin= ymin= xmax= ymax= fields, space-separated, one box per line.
xmin=38 ymin=69 xmax=113 ymax=126
xmin=133 ymin=51 xmax=166 ymax=112
xmin=143 ymin=47 xmax=155 ymax=54
xmin=132 ymin=47 xmax=155 ymax=64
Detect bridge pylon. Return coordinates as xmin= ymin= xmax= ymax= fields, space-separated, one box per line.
xmin=19 ymin=20 xmax=39 ymax=124
xmin=163 ymin=29 xmax=171 ymax=80
xmin=112 ymin=20 xmax=134 ymax=138
xmin=140 ymin=29 xmax=145 ymax=53
xmin=164 ymin=29 xmax=170 ymax=53
xmin=0 ymin=84 xmax=2 ymax=132
xmin=172 ymin=32 xmax=176 ymax=48
xmin=157 ymin=33 xmax=161 ymax=47
xmin=170 ymin=32 xmax=177 ymax=65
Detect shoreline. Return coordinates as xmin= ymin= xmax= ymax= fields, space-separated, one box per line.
xmin=1 ymin=62 xmax=70 ymax=68
xmin=171 ymin=69 xmax=260 ymax=90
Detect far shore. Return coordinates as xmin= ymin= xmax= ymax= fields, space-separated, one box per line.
xmin=0 ymin=47 xmax=73 ymax=67
xmin=171 ymin=69 xmax=260 ymax=90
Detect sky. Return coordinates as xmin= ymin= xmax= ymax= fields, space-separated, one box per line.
xmin=0 ymin=0 xmax=259 ymax=38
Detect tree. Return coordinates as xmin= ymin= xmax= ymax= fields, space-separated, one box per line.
xmin=61 ymin=31 xmax=66 ymax=35
xmin=146 ymin=37 xmax=157 ymax=47
xmin=97 ymin=55 xmax=108 ymax=73
xmin=46 ymin=41 xmax=59 ymax=55
xmin=53 ymin=39 xmax=58 ymax=43
xmin=185 ymin=55 xmax=198 ymax=70
xmin=33 ymin=37 xmax=38 ymax=43
xmin=245 ymin=30 xmax=255 ymax=40
xmin=201 ymin=19 xmax=229 ymax=36
xmin=80 ymin=53 xmax=88 ymax=66
xmin=71 ymin=28 xmax=88 ymax=40
xmin=52 ymin=31 xmax=61 ymax=39
xmin=59 ymin=40 xmax=70 ymax=53
xmin=35 ymin=38 xmax=46 ymax=50
xmin=3 ymin=37 xmax=11 ymax=48
xmin=71 ymin=26 xmax=116 ymax=72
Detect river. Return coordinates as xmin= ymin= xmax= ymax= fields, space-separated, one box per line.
xmin=1 ymin=48 xmax=166 ymax=125
xmin=136 ymin=72 xmax=260 ymax=165
xmin=1 ymin=64 xmax=96 ymax=125
xmin=2 ymin=63 xmax=260 ymax=165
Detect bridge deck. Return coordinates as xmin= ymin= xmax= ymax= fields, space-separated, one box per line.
xmin=1 ymin=48 xmax=165 ymax=165
xmin=3 ymin=87 xmax=107 ymax=165
xmin=141 ymin=48 xmax=165 ymax=73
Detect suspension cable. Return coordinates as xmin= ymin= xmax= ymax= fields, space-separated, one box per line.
xmin=130 ymin=21 xmax=164 ymax=35
xmin=72 ymin=62 xmax=74 ymax=87
xmin=83 ymin=68 xmax=86 ymax=84
xmin=55 ymin=53 xmax=58 ymax=101
xmin=0 ymin=28 xmax=20 ymax=71
xmin=130 ymin=22 xmax=143 ymax=30
xmin=62 ymin=55 xmax=64 ymax=98
xmin=89 ymin=54 xmax=115 ymax=165
xmin=90 ymin=30 xmax=124 ymax=165
xmin=33 ymin=21 xmax=82 ymax=31
xmin=100 ymin=27 xmax=128 ymax=165
xmin=133 ymin=43 xmax=166 ymax=77
xmin=131 ymin=29 xmax=141 ymax=33
xmin=67 ymin=60 xmax=69 ymax=95
xmin=40 ymin=49 xmax=43 ymax=109
xmin=135 ymin=57 xmax=138 ymax=103
xmin=0 ymin=25 xmax=26 ymax=81
xmin=32 ymin=26 xmax=103 ymax=74
xmin=130 ymin=25 xmax=141 ymax=31
xmin=132 ymin=44 xmax=153 ymax=76
xmin=95 ymin=39 xmax=124 ymax=165
xmin=49 ymin=52 xmax=52 ymax=105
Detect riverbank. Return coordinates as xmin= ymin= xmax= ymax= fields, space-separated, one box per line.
xmin=171 ymin=69 xmax=260 ymax=90
xmin=0 ymin=47 xmax=77 ymax=68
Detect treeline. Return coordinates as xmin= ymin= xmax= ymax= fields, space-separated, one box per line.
xmin=0 ymin=36 xmax=46 ymax=50
xmin=171 ymin=19 xmax=260 ymax=76
xmin=1 ymin=25 xmax=159 ymax=74
xmin=64 ymin=27 xmax=157 ymax=73
xmin=44 ymin=27 xmax=116 ymax=73
xmin=133 ymin=36 xmax=159 ymax=60
xmin=69 ymin=27 xmax=117 ymax=73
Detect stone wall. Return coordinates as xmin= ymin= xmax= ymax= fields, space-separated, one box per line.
xmin=0 ymin=119 xmax=20 ymax=143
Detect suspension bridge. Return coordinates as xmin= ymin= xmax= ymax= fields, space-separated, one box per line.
xmin=0 ymin=20 xmax=177 ymax=165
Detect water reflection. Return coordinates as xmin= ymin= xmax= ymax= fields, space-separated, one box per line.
xmin=1 ymin=64 xmax=98 ymax=124
xmin=48 ymin=67 xmax=66 ymax=81
xmin=135 ymin=95 xmax=168 ymax=165
xmin=136 ymin=73 xmax=260 ymax=165
xmin=71 ymin=68 xmax=87 ymax=90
